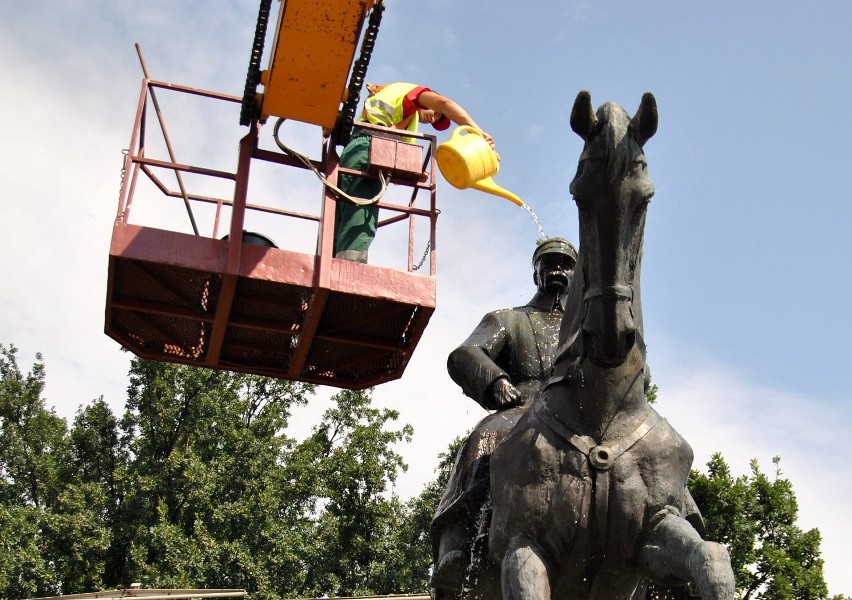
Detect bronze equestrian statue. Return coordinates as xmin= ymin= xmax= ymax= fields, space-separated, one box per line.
xmin=435 ymin=91 xmax=736 ymax=600
xmin=431 ymin=238 xmax=577 ymax=595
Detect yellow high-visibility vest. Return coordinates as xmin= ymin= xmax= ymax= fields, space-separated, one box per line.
xmin=360 ymin=82 xmax=421 ymax=141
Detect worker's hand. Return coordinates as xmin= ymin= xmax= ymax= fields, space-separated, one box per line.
xmin=491 ymin=378 xmax=521 ymax=409
xmin=481 ymin=131 xmax=500 ymax=161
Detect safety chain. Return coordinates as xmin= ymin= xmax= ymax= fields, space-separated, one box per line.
xmin=117 ymin=148 xmax=129 ymax=201
xmin=412 ymin=241 xmax=430 ymax=272
xmin=332 ymin=0 xmax=385 ymax=146
xmin=412 ymin=235 xmax=435 ymax=272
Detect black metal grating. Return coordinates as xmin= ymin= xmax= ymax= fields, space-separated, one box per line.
xmin=220 ymin=325 xmax=295 ymax=371
xmin=110 ymin=307 xmax=211 ymax=361
xmin=298 ymin=290 xmax=427 ymax=385
xmin=107 ymin=248 xmax=434 ymax=387
xmin=112 ymin=258 xmax=222 ymax=315
xmin=302 ymin=337 xmax=403 ymax=385
xmin=229 ymin=276 xmax=310 ymax=326
xmin=318 ymin=290 xmax=418 ymax=343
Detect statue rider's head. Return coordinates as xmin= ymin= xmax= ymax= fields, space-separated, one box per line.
xmin=532 ymin=237 xmax=577 ymax=294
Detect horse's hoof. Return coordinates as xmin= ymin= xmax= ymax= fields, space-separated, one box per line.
xmin=430 ymin=550 xmax=469 ymax=591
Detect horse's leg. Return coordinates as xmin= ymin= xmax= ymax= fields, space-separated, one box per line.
xmin=501 ymin=537 xmax=551 ymax=600
xmin=637 ymin=509 xmax=734 ymax=600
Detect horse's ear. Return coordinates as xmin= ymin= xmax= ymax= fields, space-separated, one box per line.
xmin=630 ymin=92 xmax=658 ymax=146
xmin=570 ymin=90 xmax=596 ymax=140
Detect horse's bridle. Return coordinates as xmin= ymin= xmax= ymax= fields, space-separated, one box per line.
xmin=546 ymin=278 xmax=645 ymax=388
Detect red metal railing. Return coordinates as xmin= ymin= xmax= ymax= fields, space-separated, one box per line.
xmin=116 ymin=78 xmax=439 ymax=275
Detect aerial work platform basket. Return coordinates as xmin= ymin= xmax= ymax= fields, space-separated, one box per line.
xmin=106 ymin=31 xmax=438 ymax=388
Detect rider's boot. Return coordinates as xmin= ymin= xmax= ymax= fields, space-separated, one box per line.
xmin=430 ymin=522 xmax=470 ymax=593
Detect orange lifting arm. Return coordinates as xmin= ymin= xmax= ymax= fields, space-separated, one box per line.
xmin=259 ymin=0 xmax=375 ymax=129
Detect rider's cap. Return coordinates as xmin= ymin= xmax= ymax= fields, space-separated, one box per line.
xmin=533 ymin=237 xmax=577 ymax=266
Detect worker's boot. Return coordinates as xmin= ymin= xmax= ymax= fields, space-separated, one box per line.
xmin=334 ymin=249 xmax=368 ymax=263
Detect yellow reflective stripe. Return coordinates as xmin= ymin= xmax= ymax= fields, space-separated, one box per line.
xmin=364 ymin=97 xmax=397 ymax=125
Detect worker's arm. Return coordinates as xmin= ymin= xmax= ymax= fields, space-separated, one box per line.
xmin=416 ymin=90 xmax=496 ymax=150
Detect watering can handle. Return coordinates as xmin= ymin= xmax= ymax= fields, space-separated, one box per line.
xmin=451 ymin=125 xmax=482 ymax=140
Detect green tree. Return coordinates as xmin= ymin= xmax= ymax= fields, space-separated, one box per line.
xmin=115 ymin=358 xmax=315 ymax=595
xmin=0 ymin=503 xmax=55 ymax=599
xmin=690 ymin=454 xmax=827 ymax=600
xmin=42 ymin=480 xmax=112 ymax=593
xmin=51 ymin=398 xmax=131 ymax=592
xmin=378 ymin=435 xmax=466 ymax=593
xmin=0 ymin=344 xmax=70 ymax=597
xmin=2 ymin=347 xmax=430 ymax=598
xmin=1 ymin=348 xmax=125 ymax=596
xmin=0 ymin=344 xmax=69 ymax=508
xmin=3 ymin=345 xmax=839 ymax=600
xmin=293 ymin=388 xmax=413 ymax=597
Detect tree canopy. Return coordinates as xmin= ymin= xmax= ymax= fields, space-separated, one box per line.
xmin=689 ymin=454 xmax=827 ymax=600
xmin=0 ymin=344 xmax=422 ymax=598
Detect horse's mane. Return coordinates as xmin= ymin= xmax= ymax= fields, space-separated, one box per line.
xmin=556 ymin=250 xmax=586 ymax=359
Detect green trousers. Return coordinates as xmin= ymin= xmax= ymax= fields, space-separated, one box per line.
xmin=334 ymin=135 xmax=381 ymax=254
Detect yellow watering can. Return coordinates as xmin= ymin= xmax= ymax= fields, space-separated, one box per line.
xmin=436 ymin=126 xmax=525 ymax=206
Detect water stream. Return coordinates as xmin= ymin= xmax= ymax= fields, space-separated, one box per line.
xmin=460 ymin=495 xmax=493 ymax=600
xmin=522 ymin=202 xmax=548 ymax=241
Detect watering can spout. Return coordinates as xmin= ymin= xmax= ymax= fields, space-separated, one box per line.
xmin=472 ymin=177 xmax=524 ymax=206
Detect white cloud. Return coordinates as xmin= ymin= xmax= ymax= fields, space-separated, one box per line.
xmin=650 ymin=336 xmax=852 ymax=595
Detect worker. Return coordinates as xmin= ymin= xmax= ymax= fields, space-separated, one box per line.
xmin=334 ymin=82 xmax=496 ymax=262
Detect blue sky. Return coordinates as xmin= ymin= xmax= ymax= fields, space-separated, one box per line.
xmin=1 ymin=0 xmax=850 ymax=594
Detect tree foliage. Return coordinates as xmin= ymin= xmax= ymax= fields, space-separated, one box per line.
xmin=0 ymin=344 xmax=69 ymax=597
xmin=0 ymin=346 xmax=423 ymax=598
xmin=689 ymin=454 xmax=828 ymax=600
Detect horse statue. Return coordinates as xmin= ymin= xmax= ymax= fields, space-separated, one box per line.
xmin=473 ymin=91 xmax=734 ymax=600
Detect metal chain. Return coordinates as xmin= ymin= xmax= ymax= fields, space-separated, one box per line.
xmin=117 ymin=148 xmax=129 ymax=200
xmin=240 ymin=0 xmax=273 ymax=126
xmin=333 ymin=0 xmax=384 ymax=146
xmin=413 ymin=239 xmax=431 ymax=272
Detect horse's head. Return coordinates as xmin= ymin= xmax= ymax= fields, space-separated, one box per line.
xmin=566 ymin=90 xmax=657 ymax=368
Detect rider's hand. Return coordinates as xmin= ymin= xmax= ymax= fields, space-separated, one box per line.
xmin=491 ymin=378 xmax=521 ymax=409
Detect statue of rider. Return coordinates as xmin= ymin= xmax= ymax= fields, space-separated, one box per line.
xmin=430 ymin=237 xmax=577 ymax=595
